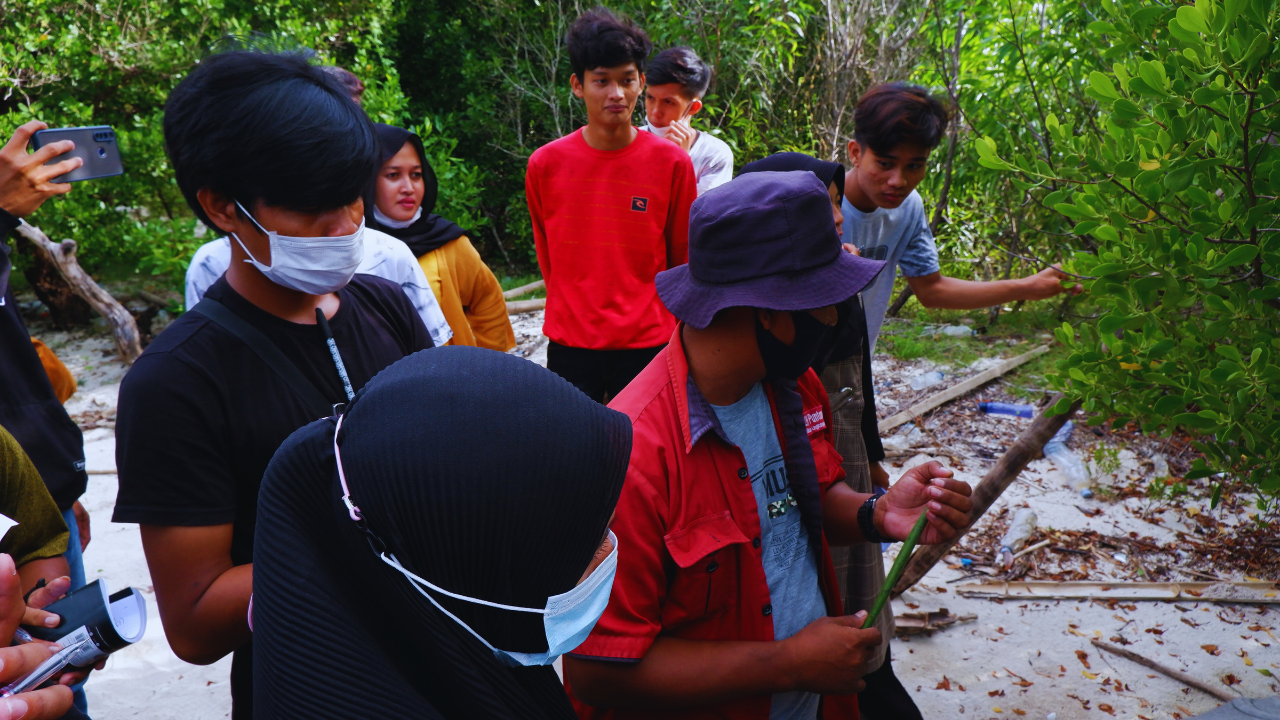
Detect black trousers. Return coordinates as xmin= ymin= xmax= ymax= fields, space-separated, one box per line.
xmin=857 ymin=648 xmax=923 ymax=720
xmin=546 ymin=341 xmax=665 ymax=404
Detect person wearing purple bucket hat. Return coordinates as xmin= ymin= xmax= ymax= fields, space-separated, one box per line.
xmin=563 ymin=171 xmax=974 ymax=720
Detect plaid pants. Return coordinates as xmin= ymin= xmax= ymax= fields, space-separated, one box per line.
xmin=821 ymin=355 xmax=893 ymax=671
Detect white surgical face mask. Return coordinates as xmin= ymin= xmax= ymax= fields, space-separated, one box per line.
xmin=332 ymin=414 xmax=618 ymax=667
xmin=231 ymin=200 xmax=364 ymax=295
xmin=648 ymin=123 xmax=673 ymax=139
xmin=373 ymin=206 xmax=422 ymax=230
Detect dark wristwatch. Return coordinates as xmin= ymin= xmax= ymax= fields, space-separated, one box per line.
xmin=857 ymin=494 xmax=890 ymax=544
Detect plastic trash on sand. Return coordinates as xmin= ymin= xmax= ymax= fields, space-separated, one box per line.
xmin=909 ymin=371 xmax=945 ymax=390
xmin=1043 ymin=421 xmax=1092 ymax=497
xmin=998 ymin=508 xmax=1037 ymax=567
xmin=940 ymin=325 xmax=975 ymax=337
xmin=1151 ymin=453 xmax=1170 ymax=481
xmin=978 ymin=401 xmax=1034 ymax=418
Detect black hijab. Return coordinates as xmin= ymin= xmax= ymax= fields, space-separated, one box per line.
xmin=253 ymin=347 xmax=632 ymax=719
xmin=739 ymin=151 xmax=845 ymax=198
xmin=367 ymin=123 xmax=467 ymax=257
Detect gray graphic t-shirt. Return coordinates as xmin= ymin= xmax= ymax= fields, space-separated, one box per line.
xmin=711 ymin=383 xmax=826 ymax=720
xmin=842 ymin=190 xmax=941 ymax=352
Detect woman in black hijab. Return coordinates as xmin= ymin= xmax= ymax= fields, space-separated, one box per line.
xmin=368 ymin=124 xmax=515 ymax=351
xmin=252 ymin=347 xmax=631 ymax=718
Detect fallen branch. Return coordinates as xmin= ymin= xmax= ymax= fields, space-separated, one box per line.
xmin=891 ymin=396 xmax=1079 ymax=596
xmin=1090 ymin=639 xmax=1237 ymax=702
xmin=955 ymin=580 xmax=1279 ymax=603
xmin=878 ymin=345 xmax=1050 ymax=433
xmin=16 ymin=221 xmax=142 ymax=363
xmin=507 ymin=298 xmax=546 ymax=315
xmin=502 ymin=278 xmax=544 ymax=299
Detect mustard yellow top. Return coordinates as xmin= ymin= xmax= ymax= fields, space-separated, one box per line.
xmin=417 ymin=235 xmax=516 ymax=351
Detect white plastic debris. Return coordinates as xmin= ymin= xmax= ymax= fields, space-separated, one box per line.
xmin=940 ymin=325 xmax=975 ymax=337
xmin=909 ymin=371 xmax=945 ymax=390
xmin=999 ymin=508 xmax=1038 ymax=567
xmin=1043 ymin=421 xmax=1092 ymax=497
xmin=1152 ymin=453 xmax=1169 ymax=481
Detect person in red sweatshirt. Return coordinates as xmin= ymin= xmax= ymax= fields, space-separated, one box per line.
xmin=526 ymin=7 xmax=697 ymax=403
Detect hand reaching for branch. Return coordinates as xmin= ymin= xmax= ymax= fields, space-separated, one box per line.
xmin=1021 ymin=264 xmax=1084 ymax=300
xmin=874 ymin=461 xmax=973 ymax=544
xmin=0 ymin=121 xmax=82 ymax=219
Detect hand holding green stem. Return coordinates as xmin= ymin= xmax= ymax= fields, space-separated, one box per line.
xmin=862 ymin=512 xmax=928 ymax=629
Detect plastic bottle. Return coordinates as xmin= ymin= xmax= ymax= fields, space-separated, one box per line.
xmin=1043 ymin=421 xmax=1092 ymax=497
xmin=978 ymin=401 xmax=1035 ymax=418
xmin=909 ymin=371 xmax=945 ymax=390
xmin=941 ymin=325 xmax=976 ymax=337
xmin=998 ymin=508 xmax=1037 ymax=567
xmin=1151 ymin=453 xmax=1169 ymax=481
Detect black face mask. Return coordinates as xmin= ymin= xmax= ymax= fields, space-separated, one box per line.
xmin=755 ymin=310 xmax=835 ymax=381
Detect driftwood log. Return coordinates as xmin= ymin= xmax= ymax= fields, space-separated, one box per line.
xmin=507 ymin=298 xmax=546 ymax=315
xmin=502 ymin=278 xmax=544 ymax=299
xmin=891 ymin=395 xmax=1081 ymax=596
xmin=15 ymin=221 xmax=142 ymax=363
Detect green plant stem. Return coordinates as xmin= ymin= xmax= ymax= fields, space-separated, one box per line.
xmin=862 ymin=512 xmax=929 ymax=629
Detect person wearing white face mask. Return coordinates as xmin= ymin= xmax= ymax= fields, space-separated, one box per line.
xmin=642 ymin=47 xmax=734 ymax=196
xmin=111 ymin=49 xmax=436 ymax=720
xmin=251 ymin=347 xmax=630 ymax=719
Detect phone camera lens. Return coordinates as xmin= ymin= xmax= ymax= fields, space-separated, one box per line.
xmin=98 ymin=148 xmax=107 ymax=158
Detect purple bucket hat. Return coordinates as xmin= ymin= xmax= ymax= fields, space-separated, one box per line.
xmin=656 ymin=171 xmax=885 ymax=329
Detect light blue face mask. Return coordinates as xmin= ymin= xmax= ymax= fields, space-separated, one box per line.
xmin=333 ymin=414 xmax=618 ymax=667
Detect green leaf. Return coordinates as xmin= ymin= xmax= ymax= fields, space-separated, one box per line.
xmin=1258 ymin=669 xmax=1275 ymax=678
xmin=1099 ymin=314 xmax=1132 ymax=334
xmin=1089 ymin=71 xmax=1121 ymax=100
xmin=1126 ymin=77 xmax=1160 ymax=97
xmin=1216 ymin=345 xmax=1242 ymax=362
xmin=1192 ymin=87 xmax=1229 ymax=104
xmin=1164 ymin=164 xmax=1197 ymax=192
xmin=1213 ymin=244 xmax=1259 ymax=269
xmin=1112 ymin=98 xmax=1144 ymax=121
xmin=1088 ymin=20 xmax=1118 ymax=33
xmin=1174 ymin=412 xmax=1218 ymax=429
xmin=1153 ymin=395 xmax=1187 ymax=414
xmin=1148 ymin=339 xmax=1177 ymax=358
xmin=1069 ymin=367 xmax=1088 ymax=381
xmin=1094 ymin=225 xmax=1121 ymax=242
xmin=1138 ymin=61 xmax=1167 ymax=91
xmin=1113 ymin=161 xmax=1140 ymax=178
xmin=1177 ymin=4 xmax=1211 ymax=34
xmin=1224 ymin=0 xmax=1246 ymax=28
xmin=1168 ymin=17 xmax=1201 ymax=44
xmin=1187 ymin=458 xmax=1217 ymax=479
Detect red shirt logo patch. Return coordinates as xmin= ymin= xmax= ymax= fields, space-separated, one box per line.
xmin=804 ymin=407 xmax=826 ymax=435
xmin=630 ymin=196 xmax=648 ymax=212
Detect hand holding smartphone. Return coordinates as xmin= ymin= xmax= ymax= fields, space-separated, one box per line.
xmin=28 ymin=125 xmax=124 ymax=183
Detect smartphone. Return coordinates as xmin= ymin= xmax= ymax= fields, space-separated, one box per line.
xmin=28 ymin=125 xmax=124 ymax=183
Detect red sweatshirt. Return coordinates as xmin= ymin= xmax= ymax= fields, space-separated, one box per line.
xmin=526 ymin=128 xmax=696 ymax=350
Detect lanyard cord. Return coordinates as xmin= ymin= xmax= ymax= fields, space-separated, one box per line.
xmin=315 ymin=308 xmax=355 ymax=402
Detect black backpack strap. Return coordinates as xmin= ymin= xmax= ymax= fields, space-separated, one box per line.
xmin=190 ymin=298 xmax=335 ymax=419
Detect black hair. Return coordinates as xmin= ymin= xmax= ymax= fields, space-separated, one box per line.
xmin=852 ymin=82 xmax=950 ymax=155
xmin=566 ymin=7 xmax=652 ymax=81
xmin=646 ymin=47 xmax=711 ymax=99
xmin=163 ymin=50 xmax=379 ymax=233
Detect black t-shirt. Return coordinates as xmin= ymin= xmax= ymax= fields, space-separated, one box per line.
xmin=112 ymin=273 xmax=433 ymax=717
